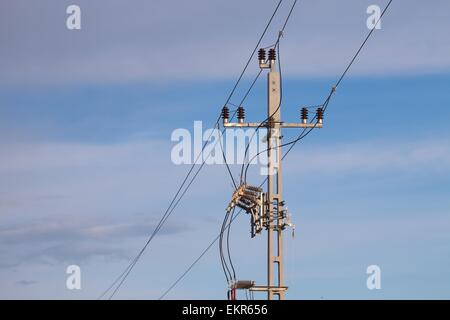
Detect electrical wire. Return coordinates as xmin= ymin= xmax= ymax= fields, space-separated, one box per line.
xmin=226 ymin=206 xmax=237 ymax=281
xmin=219 ymin=206 xmax=234 ymax=283
xmin=239 ymin=41 xmax=283 ymax=184
xmin=159 ymin=175 xmax=267 ymax=300
xmin=238 ymin=0 xmax=299 ymax=184
xmin=216 ymin=0 xmax=300 ymax=292
xmin=157 ymin=39 xmax=285 ymax=296
xmin=282 ymin=0 xmax=394 ymax=157
xmin=158 ymin=0 xmax=394 ymax=299
xmin=159 ymin=179 xmax=274 ymax=299
xmin=158 ymin=208 xmax=244 ymax=300
xmin=218 ymin=205 xmax=236 ymax=285
xmin=223 ymin=0 xmax=283 ymax=107
xmin=243 ymin=0 xmax=394 ymax=183
xmin=218 ymin=122 xmax=238 ymax=190
xmin=99 ymin=0 xmax=286 ymax=300
xmin=219 ymin=218 xmax=230 ymax=283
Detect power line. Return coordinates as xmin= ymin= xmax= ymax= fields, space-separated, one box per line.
xmin=159 ymin=174 xmax=271 ymax=299
xmin=158 ymin=208 xmax=244 ymax=300
xmin=283 ymin=0 xmax=395 ymax=157
xmin=239 ymin=40 xmax=284 ymax=184
xmin=151 ymin=49 xmax=285 ymax=296
xmin=226 ymin=206 xmax=237 ymax=281
xmin=217 ymin=0 xmax=300 ymax=294
xmin=335 ymin=0 xmax=393 ymax=89
xmin=244 ymin=0 xmax=394 ymax=182
xmin=99 ymin=0 xmax=286 ymax=300
xmin=239 ymin=0 xmax=299 ymax=184
xmin=219 ymin=207 xmax=234 ymax=283
xmin=219 ymin=0 xmax=285 ymax=188
xmin=223 ymin=0 xmax=284 ymax=107
xmin=159 ymin=0 xmax=394 ymax=299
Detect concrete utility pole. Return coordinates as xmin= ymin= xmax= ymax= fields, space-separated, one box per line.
xmin=223 ymin=48 xmax=323 ymax=300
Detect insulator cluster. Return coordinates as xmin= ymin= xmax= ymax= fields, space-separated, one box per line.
xmin=301 ymin=107 xmax=308 ymax=123
xmin=226 ymin=184 xmax=264 ymax=237
xmin=268 ymin=48 xmax=276 ymax=61
xmin=237 ymin=106 xmax=245 ymax=122
xmin=222 ymin=105 xmax=229 ymax=120
xmin=316 ymin=107 xmax=324 ymax=122
xmin=245 ymin=185 xmax=263 ymax=193
xmin=258 ymin=48 xmax=266 ymax=62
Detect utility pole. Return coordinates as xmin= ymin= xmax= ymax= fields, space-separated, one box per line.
xmin=222 ymin=47 xmax=323 ymax=300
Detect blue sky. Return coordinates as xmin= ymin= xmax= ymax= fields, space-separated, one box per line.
xmin=0 ymin=0 xmax=449 ymax=299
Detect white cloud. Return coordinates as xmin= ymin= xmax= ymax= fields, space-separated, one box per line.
xmin=0 ymin=140 xmax=168 ymax=173
xmin=0 ymin=218 xmax=185 ymax=245
xmin=0 ymin=138 xmax=232 ymax=269
xmin=0 ymin=216 xmax=187 ymax=268
xmin=1 ymin=0 xmax=450 ymax=85
xmin=1 ymin=135 xmax=449 ymax=291
xmin=284 ymin=139 xmax=450 ymax=175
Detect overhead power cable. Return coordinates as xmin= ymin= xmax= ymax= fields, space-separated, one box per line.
xmin=99 ymin=0 xmax=285 ymax=300
xmin=160 ymin=0 xmax=394 ymax=298
xmin=244 ymin=0 xmax=394 ymax=183
xmin=218 ymin=0 xmax=299 ymax=293
xmin=239 ymin=0 xmax=299 ymax=184
xmin=159 ymin=208 xmax=244 ymax=300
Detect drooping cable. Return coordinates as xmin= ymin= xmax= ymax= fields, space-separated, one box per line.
xmin=99 ymin=0 xmax=286 ymax=300
xmin=238 ymin=0 xmax=299 ymax=184
xmin=158 ymin=1 xmax=394 ymax=299
xmin=243 ymin=0 xmax=394 ymax=183
xmin=158 ymin=208 xmax=244 ymax=300
xmin=226 ymin=206 xmax=237 ymax=282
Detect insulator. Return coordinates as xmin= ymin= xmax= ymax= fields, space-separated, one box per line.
xmin=240 ymin=197 xmax=253 ymax=206
xmin=301 ymin=107 xmax=308 ymax=121
xmin=237 ymin=201 xmax=251 ymax=211
xmin=316 ymin=107 xmax=324 ymax=121
xmin=237 ymin=106 xmax=245 ymax=121
xmin=258 ymin=48 xmax=266 ymax=62
xmin=268 ymin=48 xmax=276 ymax=61
xmin=245 ymin=185 xmax=262 ymax=192
xmin=244 ymin=189 xmax=260 ymax=198
xmin=241 ymin=194 xmax=258 ymax=204
xmin=222 ymin=106 xmax=229 ymax=120
xmin=222 ymin=106 xmax=230 ymax=120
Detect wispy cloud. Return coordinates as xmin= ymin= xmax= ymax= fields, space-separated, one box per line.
xmin=286 ymin=139 xmax=450 ymax=175
xmin=15 ymin=280 xmax=37 ymax=286
xmin=0 ymin=140 xmax=168 ymax=173
xmin=0 ymin=217 xmax=187 ymax=268
xmin=0 ymin=219 xmax=185 ymax=245
xmin=0 ymin=138 xmax=225 ymax=269
xmin=2 ymin=137 xmax=444 ymax=260
xmin=1 ymin=0 xmax=449 ymax=85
